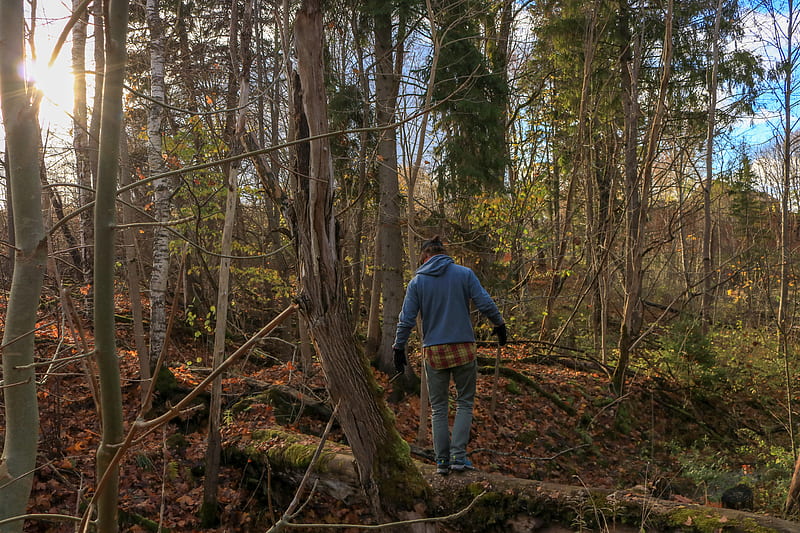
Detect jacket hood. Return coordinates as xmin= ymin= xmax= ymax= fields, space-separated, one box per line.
xmin=416 ymin=254 xmax=453 ymax=277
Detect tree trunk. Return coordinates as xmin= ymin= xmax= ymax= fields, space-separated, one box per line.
xmin=146 ymin=0 xmax=173 ymax=376
xmin=229 ymin=439 xmax=800 ymax=533
xmin=85 ymin=0 xmax=105 ymax=284
xmin=350 ymin=11 xmax=371 ymax=326
xmin=202 ymin=0 xmax=253 ymax=524
xmin=119 ymin=133 xmax=150 ymax=407
xmin=579 ymin=0 xmax=608 ymax=360
xmin=373 ymin=10 xmax=406 ymax=373
xmin=72 ymin=0 xmax=92 ymax=279
xmin=613 ymin=0 xmax=672 ymax=396
xmin=701 ymin=0 xmax=723 ymax=331
xmin=613 ymin=0 xmax=643 ymax=396
xmin=782 ymin=0 xmax=800 ymax=515
xmin=290 ymin=0 xmax=429 ymax=518
xmin=93 ymin=0 xmax=130 ymax=530
xmin=0 ymin=2 xmax=47 ymax=529
xmin=538 ymin=150 xmax=578 ymax=341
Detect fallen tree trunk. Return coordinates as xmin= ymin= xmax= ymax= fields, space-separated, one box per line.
xmin=224 ymin=432 xmax=800 ymax=532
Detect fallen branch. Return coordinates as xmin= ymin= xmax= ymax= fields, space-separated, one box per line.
xmin=477 ymin=362 xmax=577 ymax=416
xmin=471 ymin=444 xmax=590 ymax=462
xmin=280 ymin=490 xmax=489 ymax=530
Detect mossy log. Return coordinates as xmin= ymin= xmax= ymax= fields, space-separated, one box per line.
xmin=224 ymin=433 xmax=800 ymax=532
xmin=224 ymin=429 xmax=362 ymax=505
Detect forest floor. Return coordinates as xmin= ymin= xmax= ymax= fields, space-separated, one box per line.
xmin=15 ymin=325 xmax=800 ymax=532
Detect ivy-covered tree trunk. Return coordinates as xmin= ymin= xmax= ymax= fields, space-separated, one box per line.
xmin=289 ymin=0 xmax=429 ymax=519
xmin=93 ymin=0 xmax=130 ymax=530
xmin=0 ymin=2 xmax=47 ymax=530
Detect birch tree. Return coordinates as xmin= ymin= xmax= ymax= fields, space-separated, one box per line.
xmin=146 ymin=0 xmax=171 ymax=381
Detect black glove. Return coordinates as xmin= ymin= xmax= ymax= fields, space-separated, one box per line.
xmin=393 ymin=346 xmax=407 ymax=373
xmin=493 ymin=323 xmax=508 ymax=346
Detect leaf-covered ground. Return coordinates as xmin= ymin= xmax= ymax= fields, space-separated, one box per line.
xmin=11 ymin=331 xmax=795 ymax=532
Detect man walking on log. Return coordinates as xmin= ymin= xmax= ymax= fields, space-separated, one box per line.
xmin=392 ymin=236 xmax=507 ymax=475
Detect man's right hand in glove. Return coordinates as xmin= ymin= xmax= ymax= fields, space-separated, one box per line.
xmin=393 ymin=346 xmax=406 ymax=373
xmin=493 ymin=323 xmax=508 ymax=346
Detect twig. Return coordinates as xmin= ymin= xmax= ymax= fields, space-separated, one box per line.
xmin=278 ymin=490 xmax=489 ymax=530
xmin=267 ymin=401 xmax=341 ymax=532
xmin=77 ymin=305 xmax=299 ymax=531
xmin=0 ymin=514 xmax=81 ymax=528
xmin=490 ymin=343 xmax=502 ymax=418
xmin=471 ymin=444 xmax=590 ymax=462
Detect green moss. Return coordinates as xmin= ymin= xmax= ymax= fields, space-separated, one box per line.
xmin=666 ymin=507 xmax=776 ymax=532
xmin=247 ymin=429 xmax=335 ymax=471
xmin=119 ymin=508 xmax=172 ymax=532
xmin=373 ymin=430 xmax=430 ymax=510
xmin=165 ymin=433 xmax=188 ymax=450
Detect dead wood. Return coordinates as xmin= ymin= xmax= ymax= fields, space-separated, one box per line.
xmin=231 ymin=382 xmax=333 ymax=425
xmin=223 ymin=436 xmax=800 ymax=532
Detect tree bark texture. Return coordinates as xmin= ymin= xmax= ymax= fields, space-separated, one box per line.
xmin=0 ymin=1 xmax=47 ymax=529
xmin=146 ymin=0 xmax=173 ymax=373
xmin=374 ymin=9 xmax=405 ymax=373
xmin=290 ymin=0 xmax=428 ymax=517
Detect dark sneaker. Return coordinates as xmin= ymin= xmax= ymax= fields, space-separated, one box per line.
xmin=436 ymin=460 xmax=450 ymax=475
xmin=450 ymin=458 xmax=475 ymax=472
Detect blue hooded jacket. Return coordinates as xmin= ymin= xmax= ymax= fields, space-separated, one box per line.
xmin=393 ymin=254 xmax=504 ymax=349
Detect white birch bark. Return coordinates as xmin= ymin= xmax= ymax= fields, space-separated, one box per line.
xmin=146 ymin=0 xmax=172 ymax=373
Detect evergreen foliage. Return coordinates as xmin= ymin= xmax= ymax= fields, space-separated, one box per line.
xmin=430 ymin=0 xmax=509 ymax=197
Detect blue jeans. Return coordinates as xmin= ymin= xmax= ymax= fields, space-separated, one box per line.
xmin=425 ymin=359 xmax=477 ymax=464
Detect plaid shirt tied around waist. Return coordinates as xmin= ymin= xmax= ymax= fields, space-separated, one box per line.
xmin=423 ymin=342 xmax=477 ymax=370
